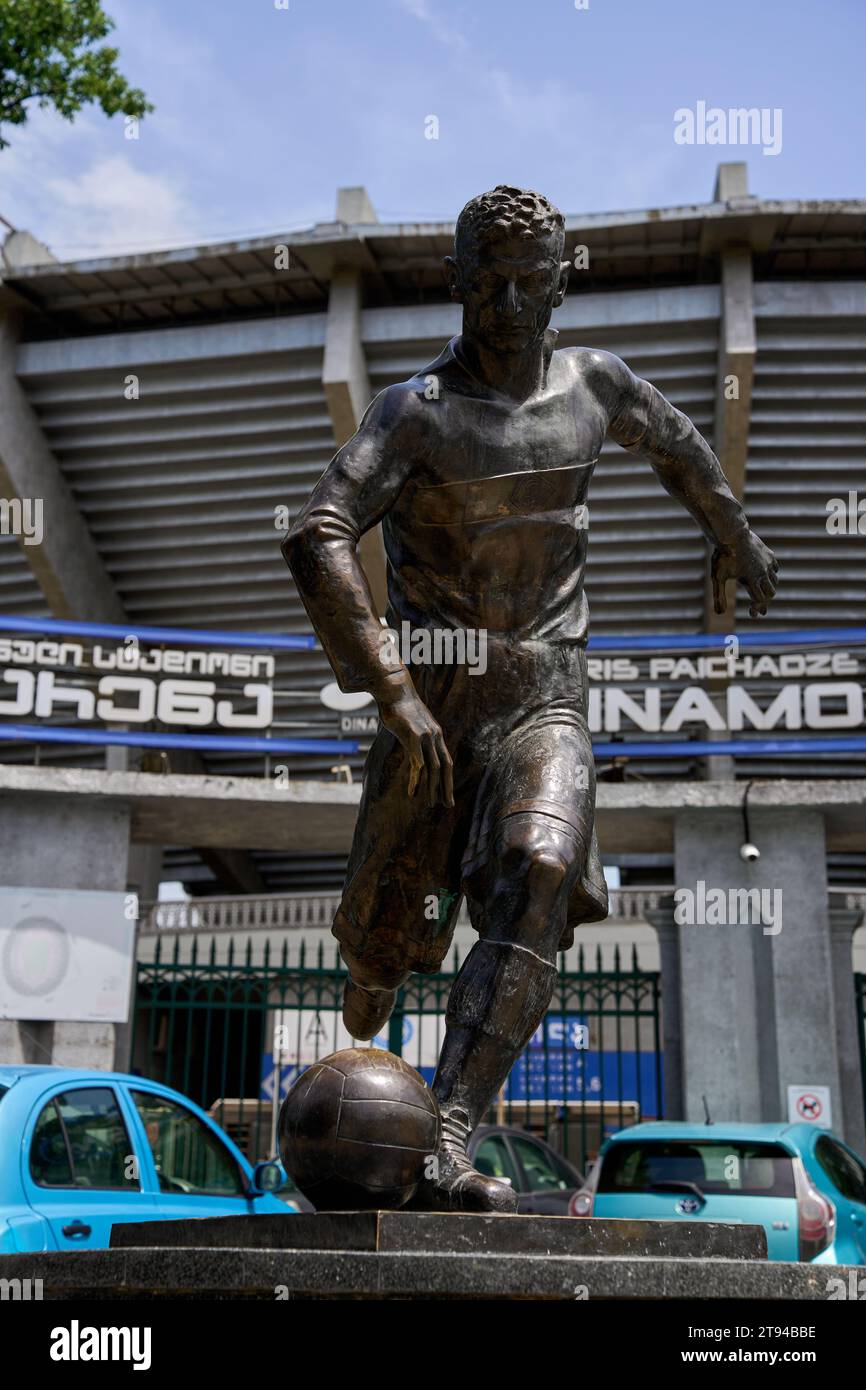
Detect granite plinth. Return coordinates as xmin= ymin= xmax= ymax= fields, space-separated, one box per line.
xmin=109 ymin=1211 xmax=768 ymax=1260
xmin=8 ymin=1212 xmax=838 ymax=1301
xmin=0 ymin=1246 xmax=848 ymax=1301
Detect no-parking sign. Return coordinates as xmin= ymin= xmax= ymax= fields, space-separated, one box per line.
xmin=787 ymin=1084 xmax=832 ymax=1128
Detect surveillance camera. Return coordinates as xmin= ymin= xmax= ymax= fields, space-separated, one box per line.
xmin=739 ymin=842 xmax=760 ymax=863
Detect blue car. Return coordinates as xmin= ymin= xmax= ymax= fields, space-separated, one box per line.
xmin=0 ymin=1065 xmax=294 ymax=1253
xmin=573 ymin=1120 xmax=866 ymax=1263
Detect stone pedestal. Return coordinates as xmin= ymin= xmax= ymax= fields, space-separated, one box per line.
xmin=4 ymin=1211 xmax=854 ymax=1300
xmin=109 ymin=1209 xmax=767 ymax=1258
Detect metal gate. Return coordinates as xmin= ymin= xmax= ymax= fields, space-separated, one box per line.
xmin=132 ymin=937 xmax=663 ymax=1175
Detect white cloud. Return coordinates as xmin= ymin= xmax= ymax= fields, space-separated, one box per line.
xmin=393 ymin=0 xmax=469 ymax=54
xmin=44 ymin=155 xmax=194 ymax=257
xmin=395 ymin=0 xmax=434 ymax=20
xmin=0 ymin=108 xmax=199 ymax=258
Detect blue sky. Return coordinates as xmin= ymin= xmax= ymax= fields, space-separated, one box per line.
xmin=2 ymin=0 xmax=863 ymax=259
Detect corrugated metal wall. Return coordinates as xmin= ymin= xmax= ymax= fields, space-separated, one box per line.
xmin=14 ymin=319 xmax=345 ymax=781
xmin=0 ymin=535 xmax=49 ymax=616
xmin=3 ymin=277 xmax=864 ymax=883
xmin=747 ymin=282 xmax=866 ymax=628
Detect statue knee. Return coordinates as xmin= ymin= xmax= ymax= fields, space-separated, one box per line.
xmin=526 ymin=844 xmax=570 ymax=898
xmin=493 ymin=816 xmax=574 ymax=901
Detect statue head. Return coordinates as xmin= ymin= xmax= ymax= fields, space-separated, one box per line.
xmin=445 ymin=185 xmax=570 ymax=354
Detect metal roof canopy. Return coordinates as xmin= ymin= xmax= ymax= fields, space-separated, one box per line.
xmin=3 ymin=195 xmax=866 ymax=336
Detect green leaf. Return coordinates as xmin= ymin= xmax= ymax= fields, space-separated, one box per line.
xmin=0 ymin=0 xmax=153 ymax=149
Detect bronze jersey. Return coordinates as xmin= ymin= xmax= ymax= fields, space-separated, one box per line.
xmin=382 ymin=334 xmax=598 ymax=645
xmin=385 ymin=458 xmax=595 ymax=643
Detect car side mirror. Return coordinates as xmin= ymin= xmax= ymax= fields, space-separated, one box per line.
xmin=249 ymin=1159 xmax=285 ymax=1195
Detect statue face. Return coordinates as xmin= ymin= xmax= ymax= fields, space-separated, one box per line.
xmin=449 ymin=229 xmax=567 ymax=354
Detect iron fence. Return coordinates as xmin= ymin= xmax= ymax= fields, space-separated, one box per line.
xmin=131 ymin=936 xmax=663 ymax=1176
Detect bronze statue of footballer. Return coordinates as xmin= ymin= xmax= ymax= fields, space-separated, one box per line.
xmin=283 ymin=185 xmax=778 ymax=1212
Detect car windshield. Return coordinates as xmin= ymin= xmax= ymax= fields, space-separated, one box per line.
xmin=598 ymin=1140 xmax=796 ymax=1198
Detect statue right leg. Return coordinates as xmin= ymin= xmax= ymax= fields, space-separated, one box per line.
xmin=331 ymin=724 xmax=471 ymax=1041
xmin=334 ymin=909 xmax=406 ymax=1041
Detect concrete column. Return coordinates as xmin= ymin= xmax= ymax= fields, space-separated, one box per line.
xmin=0 ymin=794 xmax=131 ymax=1071
xmin=673 ymin=809 xmax=764 ymax=1121
xmin=709 ymin=248 xmax=756 ymax=515
xmin=0 ymin=304 xmax=126 ymax=623
xmin=672 ymin=806 xmax=846 ymax=1130
xmin=828 ymin=909 xmax=866 ymax=1152
xmin=113 ymin=841 xmax=163 ymax=1073
xmin=699 ymin=164 xmax=757 ymax=776
xmin=321 ymin=188 xmax=387 ymax=616
xmin=323 ymin=267 xmax=372 ymax=447
xmin=702 ymin=169 xmax=757 ymax=780
xmin=757 ymin=810 xmax=842 ymax=1121
xmin=705 ymin=162 xmax=756 ymax=641
xmin=645 ymin=902 xmax=684 ymax=1120
xmin=322 ymin=265 xmax=387 ymax=615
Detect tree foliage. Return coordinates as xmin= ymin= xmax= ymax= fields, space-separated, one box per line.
xmin=0 ymin=0 xmax=152 ymax=149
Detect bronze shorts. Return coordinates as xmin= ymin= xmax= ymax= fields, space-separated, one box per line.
xmin=333 ymin=636 xmax=609 ymax=987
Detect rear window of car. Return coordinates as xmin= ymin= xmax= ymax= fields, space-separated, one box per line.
xmin=597 ymin=1140 xmax=796 ymax=1198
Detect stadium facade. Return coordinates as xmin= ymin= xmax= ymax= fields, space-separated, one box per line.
xmin=0 ymin=163 xmax=864 ymax=1154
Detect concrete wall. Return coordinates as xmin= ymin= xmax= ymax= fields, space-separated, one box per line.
xmin=661 ymin=806 xmax=865 ymax=1151
xmin=0 ymin=795 xmax=131 ymax=1071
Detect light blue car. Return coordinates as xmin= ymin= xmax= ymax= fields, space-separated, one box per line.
xmin=574 ymin=1120 xmax=866 ymax=1263
xmin=0 ymin=1065 xmax=294 ymax=1253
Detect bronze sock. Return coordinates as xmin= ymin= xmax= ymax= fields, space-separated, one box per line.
xmin=432 ymin=938 xmax=558 ymax=1128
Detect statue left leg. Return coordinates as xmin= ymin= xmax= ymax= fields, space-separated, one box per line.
xmin=409 ymin=692 xmax=606 ymax=1213
xmin=412 ymin=810 xmax=588 ymax=1212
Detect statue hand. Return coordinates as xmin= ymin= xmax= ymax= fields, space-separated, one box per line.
xmin=378 ymin=685 xmax=455 ymax=808
xmin=711 ymin=530 xmax=779 ymax=618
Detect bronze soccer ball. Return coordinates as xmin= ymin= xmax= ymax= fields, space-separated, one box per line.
xmin=278 ymin=1047 xmax=440 ymax=1210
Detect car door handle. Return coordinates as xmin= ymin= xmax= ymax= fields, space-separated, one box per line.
xmin=62 ymin=1220 xmax=91 ymax=1239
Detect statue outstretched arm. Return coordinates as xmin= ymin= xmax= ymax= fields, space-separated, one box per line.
xmin=596 ymin=350 xmax=779 ymax=618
